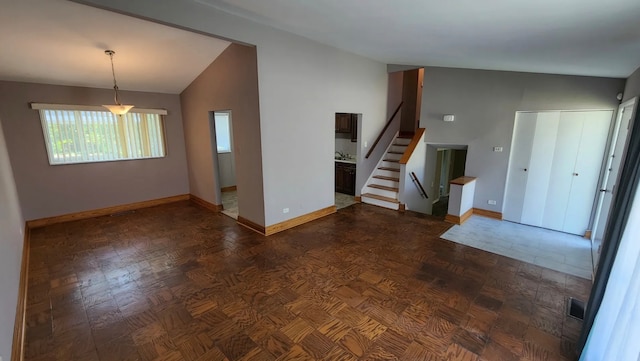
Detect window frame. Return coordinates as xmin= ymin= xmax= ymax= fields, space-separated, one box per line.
xmin=214 ymin=111 xmax=233 ymax=154
xmin=31 ymin=103 xmax=169 ymax=166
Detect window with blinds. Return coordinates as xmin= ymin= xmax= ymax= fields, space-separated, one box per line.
xmin=37 ymin=108 xmax=166 ymax=165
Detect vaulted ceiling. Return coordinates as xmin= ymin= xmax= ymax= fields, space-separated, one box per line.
xmin=0 ymin=0 xmax=230 ymax=94
xmin=2 ymin=0 xmax=639 ymax=95
xmin=198 ymin=0 xmax=640 ymax=78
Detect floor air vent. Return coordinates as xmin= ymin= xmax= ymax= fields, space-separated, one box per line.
xmin=567 ymin=297 xmax=585 ymax=320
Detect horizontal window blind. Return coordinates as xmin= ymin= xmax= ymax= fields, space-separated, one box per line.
xmin=39 ymin=109 xmax=166 ymax=165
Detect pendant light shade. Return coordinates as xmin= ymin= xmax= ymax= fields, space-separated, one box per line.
xmin=103 ymin=104 xmax=134 ymax=115
xmin=102 ymin=50 xmax=134 ymax=115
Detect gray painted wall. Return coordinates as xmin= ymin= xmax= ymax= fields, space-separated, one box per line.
xmin=78 ymin=0 xmax=389 ymax=227
xmin=420 ymin=67 xmax=625 ymax=213
xmin=623 ymin=66 xmax=640 ymax=101
xmin=180 ymin=44 xmax=265 ymax=226
xmin=0 ymin=119 xmax=25 ymax=360
xmin=0 ymin=81 xmax=189 ymax=220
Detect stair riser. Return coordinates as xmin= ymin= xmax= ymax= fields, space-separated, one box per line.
xmin=376 ymin=169 xmax=400 ymax=177
xmin=371 ymin=179 xmax=399 ymax=188
xmin=366 ymin=186 xmax=398 ymax=199
xmin=362 ymin=196 xmax=400 ymax=210
xmin=395 ymin=138 xmax=412 ymax=146
xmin=381 ymin=160 xmax=400 ymax=168
xmin=390 ymin=145 xmax=407 ymax=153
xmin=384 ymin=153 xmax=403 ymax=161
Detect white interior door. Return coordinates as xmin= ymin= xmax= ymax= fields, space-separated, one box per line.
xmin=541 ymin=111 xmax=584 ymax=232
xmin=592 ymin=100 xmax=636 ymax=268
xmin=562 ymin=110 xmax=613 ymax=235
xmin=504 ymin=112 xmax=537 ymax=223
xmin=520 ymin=111 xmax=560 ymax=226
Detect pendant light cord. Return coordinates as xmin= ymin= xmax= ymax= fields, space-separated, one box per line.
xmin=106 ymin=50 xmax=122 ymax=106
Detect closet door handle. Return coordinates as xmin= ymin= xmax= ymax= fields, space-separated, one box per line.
xmin=523 ymin=168 xmax=528 ymax=172
xmin=573 ymin=173 xmax=579 ymax=176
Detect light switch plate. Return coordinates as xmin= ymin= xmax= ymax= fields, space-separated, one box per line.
xmin=493 ymin=146 xmax=503 ymax=152
xmin=488 ymin=200 xmax=497 ymax=205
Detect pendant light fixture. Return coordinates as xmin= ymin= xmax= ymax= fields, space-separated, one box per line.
xmin=102 ymin=50 xmax=134 ymax=115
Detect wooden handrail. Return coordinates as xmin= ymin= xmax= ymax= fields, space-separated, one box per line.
xmin=399 ymin=128 xmax=425 ymax=164
xmin=365 ymin=101 xmax=403 ymax=159
xmin=411 ymin=172 xmax=428 ymax=199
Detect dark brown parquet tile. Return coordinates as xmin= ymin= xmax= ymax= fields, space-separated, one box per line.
xmin=25 ymin=201 xmax=584 ymax=361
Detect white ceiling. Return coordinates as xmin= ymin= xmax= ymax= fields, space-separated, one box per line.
xmin=197 ymin=0 xmax=640 ymax=78
xmin=0 ymin=0 xmax=230 ymax=94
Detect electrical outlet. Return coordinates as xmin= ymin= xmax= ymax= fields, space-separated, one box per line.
xmin=283 ymin=208 xmax=289 ymax=214
xmin=488 ymin=200 xmax=497 ymax=205
xmin=493 ymin=146 xmax=503 ymax=152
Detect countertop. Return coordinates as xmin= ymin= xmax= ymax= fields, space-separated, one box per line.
xmin=450 ymin=176 xmax=477 ymax=185
xmin=335 ymin=158 xmax=357 ymax=165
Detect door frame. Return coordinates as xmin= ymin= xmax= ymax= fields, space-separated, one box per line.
xmin=209 ymin=109 xmax=236 ymax=213
xmin=589 ymin=98 xmax=638 ymax=260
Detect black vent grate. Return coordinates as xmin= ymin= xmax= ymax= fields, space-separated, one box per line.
xmin=567 ymin=297 xmax=585 ymax=320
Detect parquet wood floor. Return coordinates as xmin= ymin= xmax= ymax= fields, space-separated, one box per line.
xmin=24 ymin=201 xmax=588 ymax=361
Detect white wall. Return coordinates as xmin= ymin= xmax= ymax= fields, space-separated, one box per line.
xmin=0 ymin=119 xmax=24 ymax=359
xmin=80 ymin=0 xmax=389 ymax=226
xmin=420 ymin=67 xmax=625 ymax=213
xmin=399 ymin=131 xmax=430 ymax=213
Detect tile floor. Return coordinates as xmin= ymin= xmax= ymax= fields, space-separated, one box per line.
xmin=441 ymin=215 xmax=593 ymax=279
xmin=335 ymin=192 xmax=357 ymax=210
xmin=221 ymin=190 xmax=239 ymax=219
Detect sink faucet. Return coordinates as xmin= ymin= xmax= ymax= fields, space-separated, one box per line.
xmin=335 ymin=151 xmax=347 ymax=158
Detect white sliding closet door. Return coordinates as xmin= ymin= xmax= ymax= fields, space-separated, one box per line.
xmin=520 ymin=112 xmax=560 ymax=226
xmin=505 ymin=110 xmax=613 ymax=235
xmin=503 ymin=112 xmax=538 ymax=223
xmin=541 ymin=112 xmax=584 ymax=231
xmin=563 ymin=111 xmax=613 ymax=234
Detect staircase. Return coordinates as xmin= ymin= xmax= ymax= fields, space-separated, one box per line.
xmin=361 ymin=135 xmax=412 ymax=210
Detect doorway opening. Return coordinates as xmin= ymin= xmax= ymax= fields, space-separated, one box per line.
xmin=210 ymin=110 xmax=238 ymax=219
xmin=334 ymin=112 xmax=361 ymax=210
xmin=431 ymin=146 xmax=467 ymax=217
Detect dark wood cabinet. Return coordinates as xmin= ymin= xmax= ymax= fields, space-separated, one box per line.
xmin=349 ymin=114 xmax=357 ymax=142
xmin=335 ymin=113 xmax=358 ymax=142
xmin=335 ymin=161 xmax=356 ymax=195
xmin=335 ymin=113 xmax=352 ymax=133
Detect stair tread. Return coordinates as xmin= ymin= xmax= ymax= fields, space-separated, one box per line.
xmin=393 ymin=143 xmax=409 ymax=147
xmin=383 ymin=159 xmax=399 ymax=162
xmin=378 ymin=167 xmax=400 ymax=172
xmin=368 ymin=184 xmax=399 ymax=192
xmin=387 ymin=151 xmax=404 ymax=154
xmin=373 ymin=175 xmax=399 ymax=181
xmin=362 ymin=193 xmax=399 ymax=203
